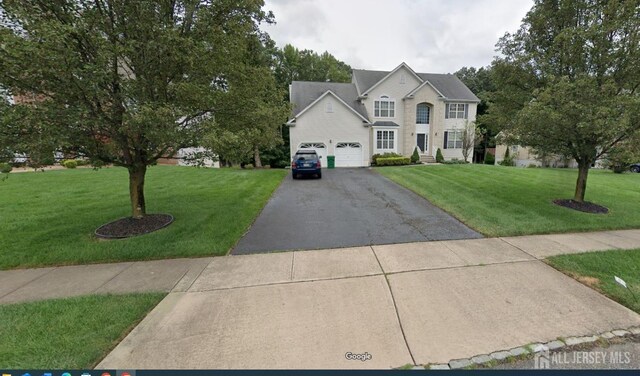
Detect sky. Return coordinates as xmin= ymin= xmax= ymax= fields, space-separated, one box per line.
xmin=262 ymin=0 xmax=534 ymax=73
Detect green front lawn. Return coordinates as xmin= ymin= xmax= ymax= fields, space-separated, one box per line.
xmin=0 ymin=293 xmax=165 ymax=369
xmin=377 ymin=164 xmax=640 ymax=237
xmin=547 ymin=249 xmax=640 ymax=314
xmin=0 ymin=166 xmax=286 ymax=269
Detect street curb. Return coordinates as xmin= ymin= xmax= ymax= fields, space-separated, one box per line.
xmin=422 ymin=326 xmax=640 ymax=370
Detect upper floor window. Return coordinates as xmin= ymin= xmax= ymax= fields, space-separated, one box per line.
xmin=416 ymin=103 xmax=430 ymax=124
xmin=446 ymin=103 xmax=468 ymax=119
xmin=374 ymin=96 xmax=395 ymax=118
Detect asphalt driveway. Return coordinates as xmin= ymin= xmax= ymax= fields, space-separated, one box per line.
xmin=232 ymin=168 xmax=481 ymax=254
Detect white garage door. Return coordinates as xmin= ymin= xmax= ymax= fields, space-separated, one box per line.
xmin=335 ymin=142 xmax=363 ymax=167
xmin=298 ymin=143 xmax=327 ymax=167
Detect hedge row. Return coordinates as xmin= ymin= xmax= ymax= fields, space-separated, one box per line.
xmin=376 ymin=157 xmax=411 ymax=166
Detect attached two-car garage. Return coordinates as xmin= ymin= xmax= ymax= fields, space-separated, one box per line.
xmin=334 ymin=143 xmax=363 ymax=167
xmin=298 ymin=142 xmax=365 ymax=167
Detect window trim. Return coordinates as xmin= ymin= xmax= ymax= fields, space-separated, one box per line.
xmin=375 ymin=129 xmax=397 ymax=152
xmin=416 ymin=103 xmax=430 ymax=124
xmin=374 ymin=95 xmax=396 ymax=118
xmin=445 ymin=103 xmax=468 ymax=119
xmin=325 ymin=100 xmax=333 ymax=113
xmin=444 ymin=130 xmax=463 ymax=149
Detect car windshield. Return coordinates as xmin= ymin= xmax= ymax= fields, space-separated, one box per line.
xmin=295 ymin=154 xmax=317 ymax=161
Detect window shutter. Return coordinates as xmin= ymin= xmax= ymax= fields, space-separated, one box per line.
xmin=464 ymin=104 xmax=468 ymax=119
xmin=445 ymin=104 xmax=449 ymax=119
xmin=443 ymin=131 xmax=448 ymax=149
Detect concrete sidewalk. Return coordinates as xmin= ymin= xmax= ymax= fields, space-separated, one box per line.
xmin=3 ymin=229 xmax=640 ymax=369
xmin=94 ymin=229 xmax=640 ymax=369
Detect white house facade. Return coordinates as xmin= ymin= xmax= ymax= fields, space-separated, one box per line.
xmin=287 ymin=63 xmax=480 ymax=167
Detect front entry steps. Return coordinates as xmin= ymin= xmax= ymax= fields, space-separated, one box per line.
xmin=420 ymin=155 xmax=436 ymax=163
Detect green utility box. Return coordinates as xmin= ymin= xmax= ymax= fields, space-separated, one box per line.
xmin=327 ymin=155 xmax=335 ymax=169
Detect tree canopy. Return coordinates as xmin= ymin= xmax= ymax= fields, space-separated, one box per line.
xmin=0 ymin=0 xmax=273 ymax=218
xmin=487 ymin=0 xmax=640 ymax=202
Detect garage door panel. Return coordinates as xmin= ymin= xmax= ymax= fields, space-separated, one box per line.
xmin=335 ymin=142 xmax=363 ymax=167
xmin=298 ymin=143 xmax=327 ymax=167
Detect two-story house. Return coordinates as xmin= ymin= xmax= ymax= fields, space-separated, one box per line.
xmin=287 ymin=62 xmax=480 ymax=167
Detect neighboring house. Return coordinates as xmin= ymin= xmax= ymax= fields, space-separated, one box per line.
xmin=287 ymin=62 xmax=480 ymax=167
xmin=158 ymin=147 xmax=220 ymax=168
xmin=494 ymin=144 xmax=579 ymax=168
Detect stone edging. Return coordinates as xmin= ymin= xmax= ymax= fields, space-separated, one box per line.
xmin=419 ymin=326 xmax=640 ymax=370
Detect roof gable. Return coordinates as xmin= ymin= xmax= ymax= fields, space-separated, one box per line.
xmin=288 ymin=88 xmax=370 ymax=125
xmin=354 ymin=63 xmax=423 ymax=96
xmin=352 ymin=64 xmax=480 ymax=102
xmin=289 ymin=81 xmax=369 ymax=121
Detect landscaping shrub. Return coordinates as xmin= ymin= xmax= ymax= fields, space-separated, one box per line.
xmin=372 ymin=152 xmax=402 ymax=165
xmin=39 ymin=156 xmax=56 ymax=166
xmin=376 ymin=157 xmax=411 ymax=166
xmin=90 ymin=159 xmax=105 ymax=169
xmin=435 ymin=148 xmax=444 ymax=163
xmin=484 ymin=152 xmax=495 ymax=165
xmin=500 ymin=148 xmax=516 ymax=166
xmin=411 ymin=147 xmax=420 ymax=164
xmin=75 ymin=159 xmax=88 ymax=166
xmin=527 ymin=163 xmax=539 ymax=168
xmin=63 ymin=160 xmax=78 ymax=169
xmin=0 ymin=162 xmax=12 ymax=173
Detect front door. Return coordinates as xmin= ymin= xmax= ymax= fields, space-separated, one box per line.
xmin=417 ymin=133 xmax=428 ymax=153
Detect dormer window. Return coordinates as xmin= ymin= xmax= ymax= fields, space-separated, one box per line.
xmin=374 ymin=95 xmax=395 ymax=118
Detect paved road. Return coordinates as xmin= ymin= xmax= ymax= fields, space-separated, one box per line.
xmin=232 ymin=168 xmax=481 ymax=254
xmin=492 ymin=341 xmax=640 ymax=369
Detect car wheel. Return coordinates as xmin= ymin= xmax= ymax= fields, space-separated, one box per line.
xmin=631 ymin=166 xmax=640 ymax=173
xmin=292 ymin=174 xmax=298 ymax=179
xmin=317 ymin=172 xmax=322 ymax=179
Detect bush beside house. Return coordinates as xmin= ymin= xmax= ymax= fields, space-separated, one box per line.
xmin=376 ymin=157 xmax=411 ymax=166
xmin=484 ymin=152 xmax=495 ymax=165
xmin=411 ymin=147 xmax=420 ymax=164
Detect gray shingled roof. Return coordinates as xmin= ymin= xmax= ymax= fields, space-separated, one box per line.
xmin=352 ymin=69 xmax=479 ymax=102
xmin=372 ymin=121 xmax=400 ymax=127
xmin=290 ymin=81 xmax=369 ymax=120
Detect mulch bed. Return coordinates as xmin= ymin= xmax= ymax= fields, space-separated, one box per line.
xmin=95 ymin=214 xmax=174 ymax=239
xmin=553 ymin=199 xmax=609 ymax=214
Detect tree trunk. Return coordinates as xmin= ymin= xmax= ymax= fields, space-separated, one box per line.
xmin=128 ymin=164 xmax=147 ymax=219
xmin=254 ymin=146 xmax=262 ymax=168
xmin=574 ymin=161 xmax=590 ymax=202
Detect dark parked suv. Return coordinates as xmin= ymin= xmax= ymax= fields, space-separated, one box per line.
xmin=291 ymin=150 xmax=322 ymax=179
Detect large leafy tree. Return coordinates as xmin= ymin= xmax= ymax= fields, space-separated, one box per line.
xmin=0 ymin=0 xmax=272 ymax=219
xmin=488 ymin=0 xmax=640 ymax=202
xmin=274 ymin=44 xmax=352 ymax=91
xmin=455 ymin=66 xmax=495 ymax=162
xmin=207 ymin=35 xmax=289 ymax=167
xmin=259 ymin=44 xmax=351 ymax=167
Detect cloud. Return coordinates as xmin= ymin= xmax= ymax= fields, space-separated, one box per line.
xmin=263 ymin=0 xmax=533 ymax=73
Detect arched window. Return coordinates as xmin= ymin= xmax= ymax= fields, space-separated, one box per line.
xmin=416 ymin=103 xmax=430 ymax=124
xmin=374 ymin=95 xmax=395 ymax=118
